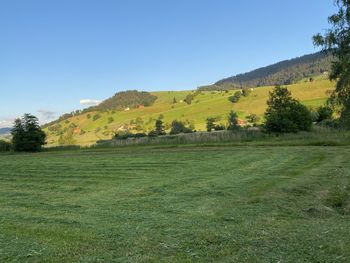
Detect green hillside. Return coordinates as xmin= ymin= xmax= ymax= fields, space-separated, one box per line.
xmin=44 ymin=78 xmax=335 ymax=146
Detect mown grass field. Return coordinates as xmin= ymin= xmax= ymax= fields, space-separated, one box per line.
xmin=1 ymin=145 xmax=349 ymax=262
xmin=45 ymin=79 xmax=335 ymax=146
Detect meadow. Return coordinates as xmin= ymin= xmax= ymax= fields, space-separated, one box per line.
xmin=1 ymin=143 xmax=349 ymax=262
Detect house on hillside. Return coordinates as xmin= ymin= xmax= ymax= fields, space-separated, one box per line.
xmin=73 ymin=127 xmax=81 ymax=134
xmin=238 ymin=119 xmax=247 ymax=126
xmin=124 ymin=107 xmax=130 ymax=111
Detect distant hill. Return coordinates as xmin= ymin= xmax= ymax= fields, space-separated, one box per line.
xmin=198 ymin=52 xmax=333 ymax=91
xmin=42 ymin=90 xmax=157 ymax=129
xmin=0 ymin=127 xmax=11 ymax=135
xmin=94 ymin=90 xmax=157 ymax=111
xmin=44 ymin=78 xmax=334 ymax=146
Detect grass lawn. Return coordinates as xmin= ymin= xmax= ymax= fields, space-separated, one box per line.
xmin=1 ymin=146 xmax=349 ymax=262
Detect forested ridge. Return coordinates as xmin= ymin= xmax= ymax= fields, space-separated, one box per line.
xmin=198 ymin=52 xmax=333 ymax=91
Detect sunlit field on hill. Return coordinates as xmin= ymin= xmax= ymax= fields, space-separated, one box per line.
xmin=44 ymin=79 xmax=335 ymax=146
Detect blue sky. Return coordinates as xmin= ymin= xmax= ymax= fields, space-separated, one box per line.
xmin=0 ymin=0 xmax=336 ymax=127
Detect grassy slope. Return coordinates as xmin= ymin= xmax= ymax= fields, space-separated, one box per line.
xmin=45 ymin=79 xmax=335 ymax=146
xmin=0 ymin=146 xmax=349 ymax=262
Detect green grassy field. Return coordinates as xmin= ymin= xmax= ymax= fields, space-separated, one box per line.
xmin=1 ymin=145 xmax=349 ymax=262
xmin=45 ymin=79 xmax=335 ymax=146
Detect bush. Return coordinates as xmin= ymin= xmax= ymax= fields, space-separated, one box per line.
xmin=318 ymin=119 xmax=340 ymax=129
xmin=0 ymin=140 xmax=11 ymax=151
xmin=214 ymin=124 xmax=225 ymax=131
xmin=228 ymin=91 xmax=242 ymax=103
xmin=309 ymin=109 xmax=320 ymax=123
xmin=207 ymin=117 xmax=225 ymax=131
xmin=184 ymin=94 xmax=194 ymax=105
xmin=108 ymin=117 xmax=114 ymax=124
xmin=242 ymin=88 xmax=251 ymax=97
xmin=317 ymin=106 xmax=333 ymax=122
xmin=170 ymin=120 xmax=193 ymax=135
xmin=246 ymin=114 xmax=260 ymax=126
xmin=264 ymin=86 xmax=313 ymax=133
xmin=114 ymin=132 xmax=147 ymax=140
xmin=92 ymin=114 xmax=101 ymax=121
xmin=148 ymin=130 xmax=159 ymax=137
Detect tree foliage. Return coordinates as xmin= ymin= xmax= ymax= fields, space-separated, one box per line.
xmin=313 ymin=0 xmax=350 ymax=128
xmin=246 ymin=114 xmax=260 ymax=126
xmin=0 ymin=140 xmax=11 ymax=151
xmin=206 ymin=117 xmax=225 ymax=131
xmin=206 ymin=117 xmax=216 ymax=131
xmin=227 ymin=111 xmax=239 ymax=131
xmin=228 ymin=91 xmax=242 ymax=103
xmin=169 ymin=120 xmax=193 ymax=135
xmin=184 ymin=94 xmax=194 ymax=105
xmin=95 ymin=90 xmax=157 ymax=111
xmin=317 ymin=106 xmax=333 ymax=122
xmin=264 ymin=86 xmax=312 ymax=133
xmin=11 ymin=114 xmax=46 ymax=152
xmin=154 ymin=119 xmax=166 ymax=135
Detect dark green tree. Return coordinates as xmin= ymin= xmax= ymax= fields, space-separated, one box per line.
xmin=184 ymin=94 xmax=194 ymax=105
xmin=206 ymin=117 xmax=216 ymax=132
xmin=227 ymin=111 xmax=239 ymax=131
xmin=155 ymin=119 xmax=166 ymax=135
xmin=317 ymin=106 xmax=333 ymax=122
xmin=108 ymin=117 xmax=114 ymax=124
xmin=173 ymin=97 xmax=177 ymax=104
xmin=0 ymin=140 xmax=11 ymax=151
xmin=264 ymin=86 xmax=312 ymax=133
xmin=242 ymin=88 xmax=251 ymax=97
xmin=11 ymin=114 xmax=46 ymax=152
xmin=228 ymin=91 xmax=242 ymax=103
xmin=313 ymin=0 xmax=350 ymax=127
xmin=169 ymin=120 xmax=193 ymax=135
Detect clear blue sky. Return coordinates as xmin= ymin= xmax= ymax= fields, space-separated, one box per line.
xmin=0 ymin=0 xmax=336 ymax=127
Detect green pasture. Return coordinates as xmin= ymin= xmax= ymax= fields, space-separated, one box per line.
xmin=0 ymin=144 xmax=349 ymax=262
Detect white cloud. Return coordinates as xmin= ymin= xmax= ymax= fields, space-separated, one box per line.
xmin=0 ymin=119 xmax=13 ymax=128
xmin=80 ymin=99 xmax=102 ymax=106
xmin=38 ymin=109 xmax=56 ymax=120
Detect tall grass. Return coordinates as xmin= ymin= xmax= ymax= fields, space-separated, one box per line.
xmin=94 ymin=126 xmax=350 ymax=148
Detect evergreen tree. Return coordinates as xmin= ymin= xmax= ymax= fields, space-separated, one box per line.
xmin=227 ymin=111 xmax=239 ymax=131
xmin=11 ymin=114 xmax=46 ymax=152
xmin=206 ymin=117 xmax=216 ymax=132
xmin=11 ymin=118 xmax=25 ymax=151
xmin=155 ymin=119 xmax=166 ymax=135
